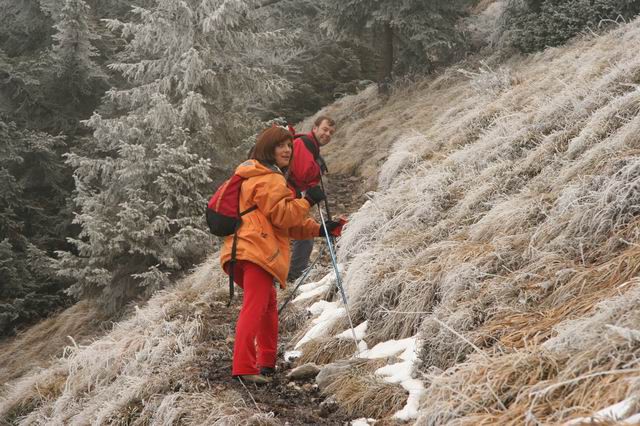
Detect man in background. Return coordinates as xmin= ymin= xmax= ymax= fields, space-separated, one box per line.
xmin=287 ymin=115 xmax=337 ymax=282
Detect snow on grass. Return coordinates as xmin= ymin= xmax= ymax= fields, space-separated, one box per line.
xmin=357 ymin=336 xmax=424 ymax=420
xmin=293 ymin=271 xmax=335 ymax=302
xmin=351 ymin=418 xmax=377 ymax=425
xmin=377 ymin=131 xmax=429 ymax=191
xmin=10 ymin=12 xmax=640 ymax=426
xmin=336 ymin=321 xmax=368 ymax=340
xmin=0 ymin=261 xmax=264 ymax=424
xmin=294 ymin=301 xmax=345 ymax=349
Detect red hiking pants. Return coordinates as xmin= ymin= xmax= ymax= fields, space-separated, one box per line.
xmin=227 ymin=260 xmax=278 ymax=376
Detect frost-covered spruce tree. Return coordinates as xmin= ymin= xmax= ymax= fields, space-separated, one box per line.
xmin=496 ymin=0 xmax=640 ymax=53
xmin=0 ymin=120 xmax=68 ymax=336
xmin=57 ymin=0 xmax=294 ymax=311
xmin=322 ymin=0 xmax=470 ymax=81
xmin=49 ymin=0 xmax=103 ymax=106
xmin=253 ymin=0 xmax=372 ymax=122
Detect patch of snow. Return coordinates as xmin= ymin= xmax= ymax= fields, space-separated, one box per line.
xmin=293 ymin=272 xmax=335 ymax=302
xmin=293 ymin=283 xmax=330 ymax=302
xmin=360 ymin=336 xmax=424 ymax=421
xmin=624 ymin=413 xmax=640 ymax=424
xmin=375 ymin=361 xmax=413 ymax=384
xmin=308 ymin=300 xmax=335 ymax=316
xmin=336 ymin=321 xmax=368 ymax=340
xmin=297 ymin=271 xmax=334 ymax=293
xmin=596 ymin=398 xmax=636 ymax=419
xmin=393 ymin=379 xmax=425 ymax=421
xmin=359 ymin=337 xmax=416 ymax=359
xmin=399 ymin=339 xmax=419 ymax=362
xmin=351 ymin=418 xmax=376 ymax=425
xmin=294 ymin=302 xmax=345 ymax=349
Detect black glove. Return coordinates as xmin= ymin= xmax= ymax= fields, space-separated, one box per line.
xmin=305 ymin=186 xmax=326 ymax=206
xmin=319 ymin=220 xmax=341 ymax=238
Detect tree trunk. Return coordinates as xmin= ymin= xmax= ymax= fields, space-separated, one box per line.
xmin=378 ymin=21 xmax=393 ymax=95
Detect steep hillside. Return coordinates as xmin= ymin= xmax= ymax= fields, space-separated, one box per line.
xmin=4 ymin=16 xmax=640 ymax=425
xmin=313 ymin=18 xmax=640 ymax=424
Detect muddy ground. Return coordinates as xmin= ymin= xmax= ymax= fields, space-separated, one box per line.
xmin=195 ymin=323 xmax=354 ymax=425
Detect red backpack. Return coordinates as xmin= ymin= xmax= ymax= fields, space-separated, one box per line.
xmin=206 ymin=174 xmax=256 ymax=236
xmin=206 ymin=174 xmax=257 ymax=305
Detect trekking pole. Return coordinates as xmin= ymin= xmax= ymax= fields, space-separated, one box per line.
xmin=318 ymin=205 xmax=360 ymax=354
xmin=319 ymin=175 xmax=340 ymax=255
xmin=319 ymin=176 xmax=332 ymax=221
xmin=278 ymin=247 xmax=324 ymax=314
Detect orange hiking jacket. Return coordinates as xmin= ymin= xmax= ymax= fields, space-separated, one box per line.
xmin=219 ymin=160 xmax=320 ymax=288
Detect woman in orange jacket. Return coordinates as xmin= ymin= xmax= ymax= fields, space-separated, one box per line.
xmin=220 ymin=126 xmax=339 ymax=384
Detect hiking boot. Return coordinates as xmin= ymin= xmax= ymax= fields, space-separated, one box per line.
xmin=235 ymin=374 xmax=272 ymax=384
xmin=260 ymin=367 xmax=276 ymax=376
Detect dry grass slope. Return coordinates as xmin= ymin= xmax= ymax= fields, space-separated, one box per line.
xmin=0 ymin=301 xmax=109 ymax=385
xmin=309 ymin=16 xmax=640 ymax=425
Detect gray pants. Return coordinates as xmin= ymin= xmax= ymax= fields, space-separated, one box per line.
xmin=288 ymin=239 xmax=314 ymax=281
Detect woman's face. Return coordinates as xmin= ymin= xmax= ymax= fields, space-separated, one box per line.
xmin=274 ymin=139 xmax=292 ymax=168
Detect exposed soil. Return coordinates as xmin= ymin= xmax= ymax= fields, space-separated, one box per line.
xmin=323 ymin=172 xmax=368 ymax=220
xmin=189 ymin=287 xmax=352 ymax=425
xmin=197 ymin=335 xmax=353 ymax=425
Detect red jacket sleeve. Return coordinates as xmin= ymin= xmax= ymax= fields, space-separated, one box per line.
xmin=289 ymin=137 xmax=321 ymax=192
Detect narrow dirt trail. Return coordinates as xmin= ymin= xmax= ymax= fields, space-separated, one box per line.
xmin=323 ymin=172 xmax=367 ymax=220
xmin=191 ymin=172 xmax=366 ymax=425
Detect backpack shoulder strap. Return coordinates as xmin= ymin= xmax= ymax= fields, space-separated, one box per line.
xmin=298 ymin=134 xmax=320 ymax=160
xmin=227 ymin=177 xmax=257 ymax=307
xmin=240 ymin=205 xmax=257 ymax=216
xmin=235 ymin=175 xmax=258 ymax=217
xmin=297 ymin=134 xmax=329 ymax=174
